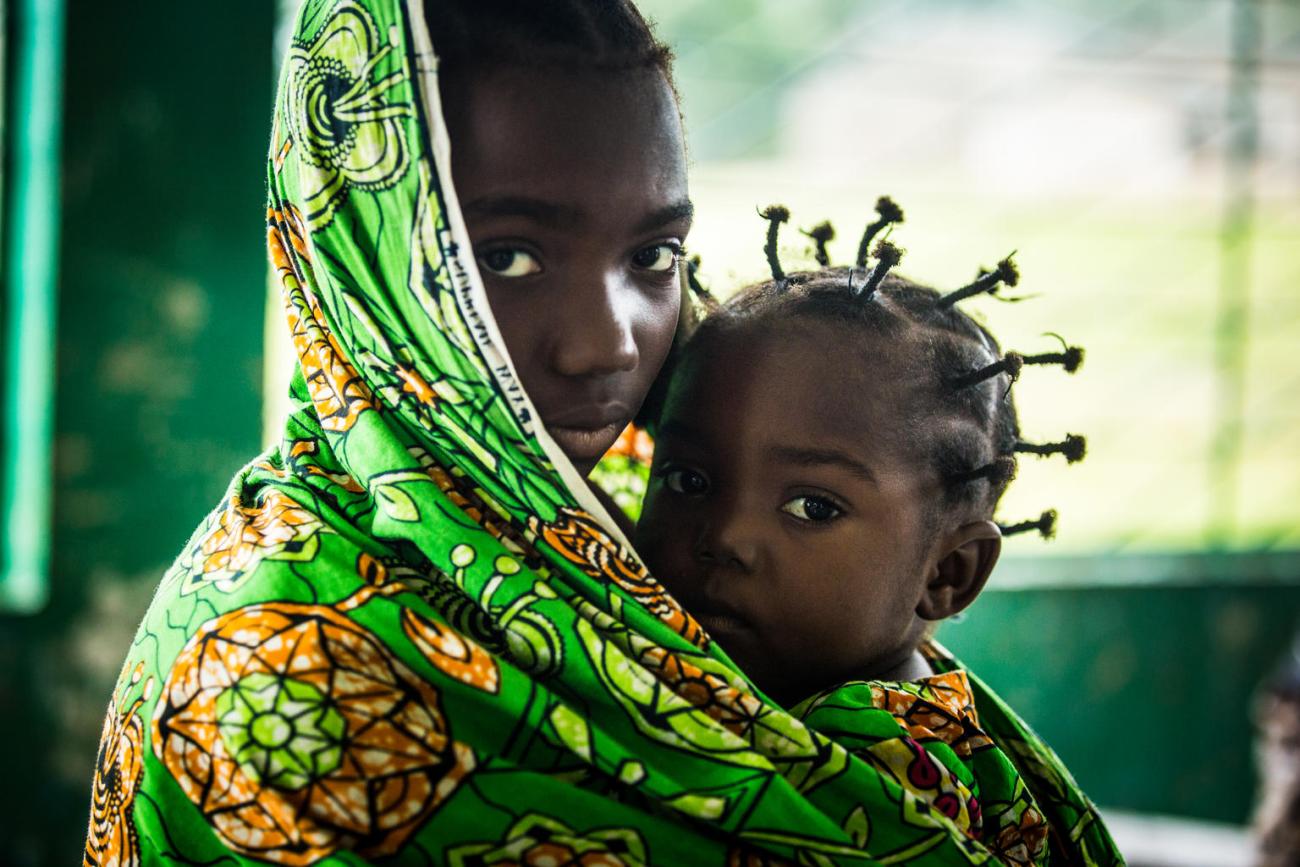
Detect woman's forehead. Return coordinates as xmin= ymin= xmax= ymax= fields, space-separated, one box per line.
xmin=446 ymin=66 xmax=686 ymax=197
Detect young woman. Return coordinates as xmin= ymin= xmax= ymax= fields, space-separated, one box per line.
xmin=86 ymin=2 xmax=1115 ymax=865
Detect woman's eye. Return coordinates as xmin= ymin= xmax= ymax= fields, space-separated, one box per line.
xmin=632 ymin=243 xmax=681 ymax=273
xmin=478 ymin=248 xmax=542 ymax=278
xmin=780 ymin=496 xmax=842 ymax=523
xmin=664 ymin=468 xmax=709 ymax=495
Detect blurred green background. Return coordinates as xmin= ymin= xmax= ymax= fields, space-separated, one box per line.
xmin=0 ymin=0 xmax=1296 ymax=864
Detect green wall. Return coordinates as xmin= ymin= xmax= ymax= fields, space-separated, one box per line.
xmin=939 ymin=579 xmax=1300 ymax=824
xmin=0 ymin=2 xmax=273 ymax=864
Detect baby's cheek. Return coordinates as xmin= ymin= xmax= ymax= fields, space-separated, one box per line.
xmin=789 ymin=591 xmax=874 ymax=669
xmin=632 ymin=508 xmax=678 ymax=582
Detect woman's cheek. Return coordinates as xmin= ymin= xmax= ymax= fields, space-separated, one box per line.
xmin=636 ymin=286 xmax=681 ymax=366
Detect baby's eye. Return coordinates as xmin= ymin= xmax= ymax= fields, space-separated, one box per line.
xmin=478 ymin=248 xmax=542 ymax=278
xmin=631 ymin=243 xmax=681 ymax=273
xmin=664 ymin=467 xmax=709 ymax=495
xmin=780 ymin=495 xmax=842 ymax=523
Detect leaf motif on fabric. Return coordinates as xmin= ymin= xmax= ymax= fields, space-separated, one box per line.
xmin=547 ymin=702 xmax=593 ymax=761
xmin=577 ymin=596 xmax=844 ymax=797
xmin=375 ymin=483 xmax=420 ymax=522
xmin=575 ymin=619 xmax=766 ymax=772
xmin=844 ymin=806 xmax=872 ymax=849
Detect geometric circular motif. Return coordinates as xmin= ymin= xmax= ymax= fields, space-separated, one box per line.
xmin=216 ymin=672 xmax=346 ymax=790
xmin=152 ymin=602 xmax=475 ymax=865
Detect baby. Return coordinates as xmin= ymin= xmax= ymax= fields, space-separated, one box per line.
xmin=634 ymin=200 xmax=1081 ymax=706
xmin=630 ymin=201 xmax=1118 ymax=864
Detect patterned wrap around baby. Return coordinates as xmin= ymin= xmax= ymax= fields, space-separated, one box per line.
xmin=84 ymin=2 xmax=1124 ymax=865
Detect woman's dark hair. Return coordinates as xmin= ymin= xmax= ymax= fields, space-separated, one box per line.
xmin=667 ymin=199 xmax=1086 ymax=539
xmin=423 ymin=0 xmax=675 ymax=83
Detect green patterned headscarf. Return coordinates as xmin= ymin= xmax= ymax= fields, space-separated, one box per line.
xmin=84 ymin=2 xmax=1123 ymax=864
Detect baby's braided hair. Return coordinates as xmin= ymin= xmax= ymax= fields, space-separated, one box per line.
xmin=682 ymin=199 xmax=1086 ymax=538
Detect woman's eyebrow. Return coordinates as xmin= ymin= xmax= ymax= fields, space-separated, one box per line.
xmin=461 ymin=195 xmax=586 ymax=228
xmin=460 ymin=197 xmax=691 ymax=235
xmin=634 ymin=199 xmax=694 ymax=234
xmin=768 ymin=446 xmax=878 ymax=486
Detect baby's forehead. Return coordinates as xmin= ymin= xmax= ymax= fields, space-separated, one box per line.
xmin=688 ymin=313 xmax=926 ymax=391
xmin=672 ymin=317 xmax=923 ymax=438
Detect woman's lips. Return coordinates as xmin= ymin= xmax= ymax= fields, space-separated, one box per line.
xmin=546 ymin=421 xmax=625 ymax=463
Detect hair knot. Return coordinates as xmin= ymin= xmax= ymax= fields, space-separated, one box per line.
xmin=803 ymin=220 xmax=836 ymax=267
xmin=1000 ymin=509 xmax=1057 ymax=539
xmin=1022 ymin=338 xmax=1085 ymax=374
xmin=1015 ymin=434 xmax=1086 ymax=464
xmin=937 ymin=252 xmax=1019 ymax=308
xmin=855 ymin=196 xmax=906 ymax=268
xmin=759 ymin=204 xmax=791 ymax=287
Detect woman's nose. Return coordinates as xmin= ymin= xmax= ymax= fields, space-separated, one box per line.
xmin=548 ymin=270 xmax=639 ymax=378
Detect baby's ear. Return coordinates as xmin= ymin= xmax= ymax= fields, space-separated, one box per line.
xmin=916 ymin=521 xmax=1001 ymax=621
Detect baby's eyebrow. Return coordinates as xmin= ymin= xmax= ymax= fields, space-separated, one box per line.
xmin=768 ymin=446 xmax=878 ymax=486
xmin=656 ymin=419 xmax=703 ymax=442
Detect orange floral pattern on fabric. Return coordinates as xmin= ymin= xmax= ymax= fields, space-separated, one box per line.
xmin=151 ymin=602 xmax=474 ymax=865
xmin=85 ymin=663 xmax=151 ymax=867
xmin=402 ymin=608 xmax=501 ymax=694
xmin=638 ymin=644 xmax=767 ymax=739
xmin=870 ymin=669 xmax=994 ymax=758
xmin=988 ymin=802 xmax=1051 ymax=867
xmin=271 ymin=205 xmax=376 ymax=433
xmin=256 ymin=438 xmax=366 ymax=493
xmin=289 ymin=288 xmax=376 ymax=433
xmin=532 ymin=507 xmax=706 ymax=649
xmin=867 ymin=663 xmax=1050 ymax=864
xmin=197 ymin=488 xmax=323 ymax=583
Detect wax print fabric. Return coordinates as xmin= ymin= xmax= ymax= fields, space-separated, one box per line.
xmin=85 ymin=2 xmax=1123 ymax=864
